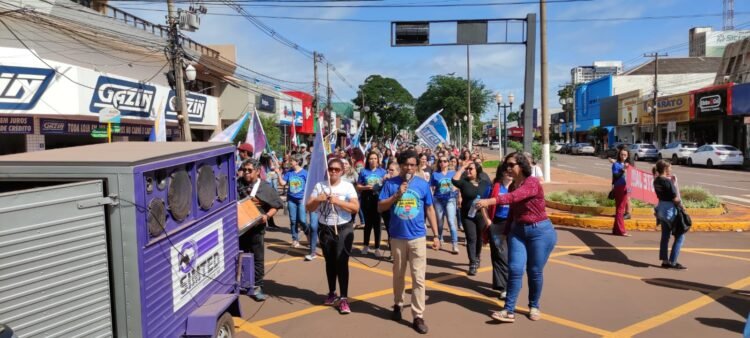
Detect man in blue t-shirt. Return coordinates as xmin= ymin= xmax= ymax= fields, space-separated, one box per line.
xmin=378 ymin=150 xmax=439 ymax=335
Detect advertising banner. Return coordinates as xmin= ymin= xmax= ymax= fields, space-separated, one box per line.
xmin=656 ymin=94 xmax=690 ymax=124
xmin=705 ymin=30 xmax=750 ymax=57
xmin=627 ymin=166 xmax=679 ymax=205
xmin=258 ymin=94 xmax=276 ymax=112
xmin=0 ymin=115 xmax=33 ymax=134
xmin=731 ymin=82 xmax=750 ymax=116
xmin=694 ymin=87 xmax=730 ymax=118
xmin=415 ymin=109 xmax=450 ymax=149
xmin=618 ymin=90 xmax=640 ymax=126
xmin=40 ymin=118 xmax=180 ymax=138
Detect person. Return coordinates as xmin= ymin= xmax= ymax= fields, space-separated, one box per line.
xmin=452 ymin=160 xmax=490 ymax=275
xmin=426 ymin=148 xmax=436 ymax=166
xmin=449 ymin=156 xmax=458 ymax=171
xmin=474 ymin=157 xmax=492 ymax=183
xmin=341 ymin=157 xmax=358 ymax=185
xmin=237 ymin=159 xmax=283 ymax=301
xmin=477 ymin=152 xmax=557 ymax=323
xmin=381 ymin=162 xmax=400 ymax=260
xmin=237 ymin=143 xmax=254 ymax=175
xmin=298 ymin=143 xmax=311 ymax=167
xmin=430 ymin=155 xmax=459 ymax=254
xmin=275 ymin=156 xmax=318 ymax=261
xmin=417 ymin=153 xmax=432 ymax=181
xmin=525 ymin=152 xmax=544 ymax=181
xmin=612 ymin=148 xmax=631 ymax=237
xmin=378 ymin=150 xmax=440 ymax=334
xmin=481 ymin=162 xmax=512 ymax=300
xmin=653 ymin=160 xmax=687 ymax=270
xmin=608 ymin=144 xmax=634 ymax=219
xmin=383 ymin=149 xmax=394 ymax=168
xmin=357 ymin=151 xmax=387 ymax=256
xmin=306 ymin=158 xmax=360 ymax=314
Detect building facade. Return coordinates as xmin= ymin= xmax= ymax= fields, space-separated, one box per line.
xmin=570 ymin=61 xmax=623 ymax=85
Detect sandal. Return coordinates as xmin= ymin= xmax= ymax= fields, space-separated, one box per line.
xmin=491 ymin=310 xmax=515 ymax=322
xmin=528 ymin=307 xmax=542 ymax=321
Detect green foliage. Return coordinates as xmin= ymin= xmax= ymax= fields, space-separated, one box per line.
xmin=414 ymin=74 xmax=492 ymax=142
xmin=353 ymin=75 xmax=416 ymax=138
xmin=507 ymin=140 xmax=545 ymax=162
xmin=547 ymin=186 xmax=721 ymax=209
xmin=233 ymin=114 xmax=283 ymax=154
xmin=680 ymin=186 xmax=722 ymax=208
xmin=482 ymin=160 xmax=500 ymax=169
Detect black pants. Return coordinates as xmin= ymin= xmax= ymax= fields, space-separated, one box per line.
xmin=462 ymin=212 xmax=486 ymax=266
xmin=318 ymin=222 xmax=354 ymax=297
xmin=239 ymin=225 xmax=265 ymax=288
xmin=362 ymin=194 xmax=382 ymax=249
xmin=489 ymin=218 xmax=509 ymax=291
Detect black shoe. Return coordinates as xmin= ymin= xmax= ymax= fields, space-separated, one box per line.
xmin=624 ymin=213 xmax=632 ymax=220
xmin=671 ymin=263 xmax=687 ymax=270
xmin=412 ymin=317 xmax=429 ymax=334
xmin=660 ymin=262 xmax=672 ymax=268
xmin=468 ymin=265 xmax=477 ymax=276
xmin=391 ymin=305 xmax=402 ymax=321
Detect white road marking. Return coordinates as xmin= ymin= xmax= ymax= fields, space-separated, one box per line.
xmin=594 ymin=163 xmax=610 ymax=167
xmin=697 ymin=182 xmax=750 ymax=192
xmin=557 ymin=164 xmax=576 ymax=169
xmin=718 ymin=195 xmax=750 ymax=204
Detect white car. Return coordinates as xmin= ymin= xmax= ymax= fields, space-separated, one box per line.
xmin=552 ymin=143 xmax=563 ymax=152
xmin=490 ymin=140 xmax=500 ymax=150
xmin=658 ymin=142 xmax=698 ymax=164
xmin=629 ymin=143 xmax=659 ymax=161
xmin=688 ymin=144 xmax=744 ymax=168
xmin=572 ymin=143 xmax=595 ymax=155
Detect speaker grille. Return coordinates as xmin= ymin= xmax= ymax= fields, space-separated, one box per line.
xmin=147 ymin=198 xmax=166 ymax=237
xmin=168 ymin=168 xmax=192 ymax=222
xmin=217 ymin=174 xmax=229 ymax=202
xmin=197 ymin=165 xmax=217 ymax=210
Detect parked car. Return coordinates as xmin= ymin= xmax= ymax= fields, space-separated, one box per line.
xmin=559 ymin=143 xmax=573 ymax=154
xmin=489 ymin=140 xmax=500 ymax=149
xmin=688 ymin=144 xmax=744 ymax=168
xmin=572 ymin=142 xmax=595 ymax=155
xmin=658 ymin=142 xmax=698 ymax=164
xmin=605 ymin=142 xmax=632 ymax=159
xmin=553 ymin=142 xmax=563 ymax=152
xmin=629 ymin=143 xmax=659 ymax=161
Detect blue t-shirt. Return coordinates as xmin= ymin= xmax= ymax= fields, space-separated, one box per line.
xmin=283 ymin=169 xmax=308 ymax=201
xmin=612 ymin=162 xmax=627 ymax=186
xmin=485 ymin=184 xmax=510 ymax=219
xmin=430 ymin=171 xmax=456 ymax=200
xmin=358 ymin=167 xmax=387 ymax=194
xmin=379 ymin=176 xmax=434 ymax=240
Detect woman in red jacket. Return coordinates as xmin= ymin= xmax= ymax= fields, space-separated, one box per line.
xmin=477 ymin=152 xmax=557 ymax=323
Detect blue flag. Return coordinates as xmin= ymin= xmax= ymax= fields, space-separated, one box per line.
xmin=303 ymin=117 xmax=328 ymax=206
xmin=415 ymin=109 xmax=450 ymax=150
xmin=210 ymin=112 xmax=249 ymax=142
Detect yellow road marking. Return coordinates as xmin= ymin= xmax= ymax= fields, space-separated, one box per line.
xmin=233 ymin=320 xmax=281 ymax=338
xmin=605 ymin=275 xmax=750 ymax=338
xmin=555 ymin=245 xmax=750 ymax=253
xmin=549 ymin=258 xmax=643 ymax=280
xmin=683 ymin=249 xmax=750 ymax=263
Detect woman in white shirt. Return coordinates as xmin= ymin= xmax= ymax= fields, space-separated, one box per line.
xmin=525 ymin=152 xmax=544 ymax=181
xmin=306 ymin=158 xmax=360 ymax=315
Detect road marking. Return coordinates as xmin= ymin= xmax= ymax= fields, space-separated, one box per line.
xmin=549 ymin=258 xmax=643 ymax=280
xmin=554 ymin=245 xmax=750 ymax=253
xmin=718 ymin=195 xmax=750 ymax=204
xmin=697 ymin=182 xmax=749 ymax=191
xmin=233 ymin=321 xmax=281 ymax=338
xmin=684 ymin=249 xmax=750 ymax=263
xmin=557 ymin=164 xmax=577 ymax=169
xmin=605 ymin=275 xmax=750 ymax=338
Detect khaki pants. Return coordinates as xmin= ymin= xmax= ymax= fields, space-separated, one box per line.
xmin=391 ymin=237 xmax=427 ymax=318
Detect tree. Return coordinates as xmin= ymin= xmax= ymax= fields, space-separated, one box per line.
xmin=234 ymin=114 xmax=283 ymax=154
xmin=352 ymin=75 xmax=416 ymax=139
xmin=414 ymin=74 xmax=492 ymax=143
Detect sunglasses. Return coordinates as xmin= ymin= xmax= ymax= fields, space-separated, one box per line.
xmin=328 ymin=167 xmax=342 ymax=173
xmin=242 ymin=168 xmax=254 ymax=173
xmin=506 ymin=162 xmax=518 ymax=168
xmin=439 ymin=160 xmax=448 ymax=163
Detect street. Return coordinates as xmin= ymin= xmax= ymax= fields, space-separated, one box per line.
xmin=551 ymin=153 xmax=750 ymax=207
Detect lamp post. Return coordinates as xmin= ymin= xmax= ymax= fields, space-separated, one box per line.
xmin=496 ymin=92 xmax=514 ymax=157
xmin=559 ymin=96 xmax=573 ymax=143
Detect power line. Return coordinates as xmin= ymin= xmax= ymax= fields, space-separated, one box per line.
xmin=119 ymin=0 xmax=594 ymax=8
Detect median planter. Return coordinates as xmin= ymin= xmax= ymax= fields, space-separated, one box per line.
xmin=545 ymin=199 xmax=726 ymax=217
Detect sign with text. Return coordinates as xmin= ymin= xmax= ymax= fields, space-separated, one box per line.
xmin=89 ymin=76 xmax=156 ymax=118
xmin=40 ymin=118 xmax=180 ymax=138
xmin=617 ymin=90 xmax=640 ymax=126
xmin=0 ymin=115 xmax=33 ymax=134
xmin=166 ymin=90 xmax=207 ymax=123
xmin=0 ymin=66 xmax=55 ymax=111
xmin=656 ymin=93 xmax=690 ymax=124
xmin=627 ymin=166 xmax=679 ymax=205
xmin=694 ymin=88 xmax=729 ymax=118
xmin=258 ymin=94 xmax=276 ymax=112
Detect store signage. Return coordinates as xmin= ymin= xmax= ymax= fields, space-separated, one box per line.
xmin=258 ymin=94 xmax=275 ymax=112
xmin=89 ymin=76 xmax=156 ymax=118
xmin=0 ymin=66 xmax=55 ymax=110
xmin=40 ymin=118 xmax=179 ymax=137
xmin=618 ymin=92 xmax=640 ymax=126
xmin=694 ymin=89 xmax=728 ymax=118
xmin=656 ymin=94 xmax=690 ymax=124
xmin=166 ymin=91 xmax=207 ymax=122
xmin=0 ymin=116 xmax=33 ymax=134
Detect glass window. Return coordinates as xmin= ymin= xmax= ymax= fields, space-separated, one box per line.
xmin=642 ymin=145 xmax=657 ymax=149
xmin=681 ymin=143 xmax=697 ymax=148
xmin=717 ymin=146 xmax=738 ymax=151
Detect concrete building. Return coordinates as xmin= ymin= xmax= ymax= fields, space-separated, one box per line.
xmin=570 ymin=61 xmax=623 ymax=85
xmin=689 ymin=26 xmax=750 ymax=57
xmin=714 ymin=36 xmax=750 ymax=85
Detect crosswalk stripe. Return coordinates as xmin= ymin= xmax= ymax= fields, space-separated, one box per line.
xmin=718 ymin=195 xmax=750 ymax=204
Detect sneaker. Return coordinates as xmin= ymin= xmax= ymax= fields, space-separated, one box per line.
xmin=468 ymin=264 xmax=477 ymax=276
xmin=499 ymin=291 xmax=507 ymax=300
xmin=251 ymin=287 xmax=267 ymax=302
xmin=391 ymin=304 xmax=402 ymax=321
xmin=490 ymin=309 xmax=515 ymax=323
xmin=452 ymin=243 xmax=460 ymax=255
xmin=304 ymin=254 xmax=316 ymax=261
xmin=338 ymin=298 xmax=351 ymax=314
xmin=660 ymin=261 xmax=671 ymax=268
xmin=412 ymin=317 xmax=428 ymax=334
xmin=292 ymin=240 xmax=300 ymax=248
xmin=528 ymin=307 xmax=542 ymax=321
xmin=623 ymin=213 xmax=632 ymax=220
xmin=361 ymin=246 xmax=370 ymax=255
xmin=670 ymin=263 xmax=688 ymax=270
xmin=324 ymin=292 xmax=338 ymax=306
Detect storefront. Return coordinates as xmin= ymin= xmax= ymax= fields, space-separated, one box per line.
xmin=730 ymin=82 xmax=750 ymax=160
xmin=617 ymin=90 xmax=640 ymax=143
xmin=690 ymin=83 xmax=733 ymax=146
xmin=575 ymin=75 xmax=612 ymax=142
xmin=655 ymin=93 xmax=691 ymax=145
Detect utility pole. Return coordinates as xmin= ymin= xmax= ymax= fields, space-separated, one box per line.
xmin=326 ymin=61 xmax=333 ymax=134
xmin=466 ymin=45 xmax=472 ymax=151
xmin=167 ymin=0 xmax=191 ymax=141
xmin=644 ymin=52 xmax=667 ymax=145
xmin=313 ymin=52 xmax=320 ymax=134
xmin=540 ymin=0 xmax=550 ymax=182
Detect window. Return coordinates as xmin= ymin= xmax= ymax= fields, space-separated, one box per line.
xmin=681 ymin=143 xmax=697 ymax=148
xmin=666 ymin=143 xmax=675 ymax=149
xmin=717 ymin=146 xmax=738 ymax=151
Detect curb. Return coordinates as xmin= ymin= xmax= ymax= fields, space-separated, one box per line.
xmin=545 ymin=200 xmax=727 ymax=217
xmin=548 ymin=213 xmax=750 ymax=232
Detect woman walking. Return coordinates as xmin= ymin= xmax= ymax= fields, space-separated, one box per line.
xmin=357 ymin=151 xmax=387 ymax=256
xmin=477 ymin=152 xmax=557 ymax=323
xmin=612 ymin=148 xmax=631 ymax=236
xmin=275 ymin=156 xmax=318 ymax=258
xmin=452 ymin=161 xmax=491 ymax=275
xmin=653 ymin=160 xmax=687 ymax=270
xmin=481 ymin=163 xmax=512 ymax=300
xmin=417 ymin=153 xmax=432 ymax=181
xmin=430 ymin=155 xmax=460 ymax=254
xmin=306 ymin=158 xmax=360 ymax=314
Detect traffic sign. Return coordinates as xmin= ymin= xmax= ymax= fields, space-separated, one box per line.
xmin=99 ymin=107 xmax=121 ymax=123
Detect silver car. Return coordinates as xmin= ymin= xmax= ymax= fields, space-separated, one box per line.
xmin=629 ymin=143 xmax=659 ymax=161
xmin=573 ymin=142 xmax=595 ymax=155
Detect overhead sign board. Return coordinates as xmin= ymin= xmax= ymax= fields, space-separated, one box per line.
xmin=99 ymin=107 xmax=121 ymax=123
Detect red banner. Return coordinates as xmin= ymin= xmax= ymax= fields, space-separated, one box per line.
xmin=283 ymin=91 xmax=314 ymax=134
xmin=627 ymin=166 xmax=679 ymax=205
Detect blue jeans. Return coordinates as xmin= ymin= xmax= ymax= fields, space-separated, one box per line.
xmin=434 ymin=197 xmax=458 ymax=245
xmin=505 ymin=219 xmax=557 ymax=313
xmin=656 ymin=201 xmax=684 ymax=264
xmin=308 ymin=212 xmax=319 ymax=255
xmin=288 ymin=199 xmax=306 ymax=241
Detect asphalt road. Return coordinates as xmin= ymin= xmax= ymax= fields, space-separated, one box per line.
xmin=551 ymin=153 xmax=750 ymax=207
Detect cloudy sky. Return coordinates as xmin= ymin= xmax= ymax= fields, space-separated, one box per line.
xmin=113 ymin=0 xmax=750 ymax=121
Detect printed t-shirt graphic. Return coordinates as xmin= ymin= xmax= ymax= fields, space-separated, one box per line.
xmin=284 ymin=169 xmax=308 ymax=200
xmin=430 ymin=171 xmax=456 ymax=200
xmin=378 ymin=176 xmax=433 ymax=240
xmin=394 ymin=189 xmax=420 ymax=220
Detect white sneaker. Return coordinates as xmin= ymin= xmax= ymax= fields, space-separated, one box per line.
xmin=452 ymin=243 xmax=460 ymax=254
xmin=374 ymin=249 xmax=382 ymax=258
xmin=361 ymin=246 xmax=370 ymax=255
xmin=292 ymin=240 xmax=300 ymax=248
xmin=304 ymin=254 xmax=316 ymax=261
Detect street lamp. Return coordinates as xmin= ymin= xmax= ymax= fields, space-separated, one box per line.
xmin=559 ymin=96 xmax=573 ymax=143
xmin=496 ymin=92 xmax=514 ymax=157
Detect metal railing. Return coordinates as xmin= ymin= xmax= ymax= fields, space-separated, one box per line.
xmin=70 ymin=0 xmax=219 ymax=58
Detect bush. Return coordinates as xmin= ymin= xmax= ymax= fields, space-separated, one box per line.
xmin=680 ymin=186 xmax=722 ymax=208
xmin=482 ymin=160 xmax=500 ymax=169
xmin=506 ymin=140 xmax=553 ymax=162
xmin=547 ymin=186 xmax=721 ymax=209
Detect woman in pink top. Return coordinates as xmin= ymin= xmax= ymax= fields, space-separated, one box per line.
xmin=476 ymin=152 xmax=557 ymax=323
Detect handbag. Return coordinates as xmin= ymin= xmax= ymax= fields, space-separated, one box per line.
xmin=607 ymin=187 xmax=615 ymax=200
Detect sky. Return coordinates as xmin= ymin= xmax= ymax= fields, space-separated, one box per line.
xmin=113 ymin=0 xmax=750 ymax=121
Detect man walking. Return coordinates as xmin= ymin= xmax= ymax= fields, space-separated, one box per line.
xmin=378 ymin=150 xmax=440 ymax=334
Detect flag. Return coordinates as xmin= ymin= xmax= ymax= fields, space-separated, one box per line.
xmin=148 ymin=102 xmax=166 ymax=142
xmin=303 ymin=116 xmax=328 ymax=206
xmin=415 ymin=109 xmax=450 ymax=150
xmin=330 ymin=131 xmax=337 ymax=153
xmin=210 ymin=112 xmax=249 ymax=142
xmin=349 ymin=120 xmax=365 ymax=149
xmin=364 ymin=136 xmax=373 ymax=153
xmin=246 ymin=110 xmax=267 ymax=159
xmin=290 ymin=120 xmax=298 ymax=149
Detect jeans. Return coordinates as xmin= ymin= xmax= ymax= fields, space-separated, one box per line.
xmin=434 ymin=197 xmax=458 ymax=245
xmin=656 ymin=201 xmax=684 ymax=264
xmin=505 ymin=219 xmax=557 ymax=313
xmin=489 ymin=218 xmax=509 ymax=291
xmin=318 ymin=222 xmax=354 ymax=297
xmin=287 ymin=198 xmax=305 ymax=241
xmin=266 ymin=172 xmax=279 ymax=192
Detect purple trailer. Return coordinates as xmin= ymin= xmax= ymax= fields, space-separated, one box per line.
xmin=0 ymin=142 xmax=254 ymax=337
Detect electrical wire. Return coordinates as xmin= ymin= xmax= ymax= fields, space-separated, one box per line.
xmin=120 ymin=0 xmax=594 ymax=8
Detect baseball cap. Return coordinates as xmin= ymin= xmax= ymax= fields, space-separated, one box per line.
xmin=238 ymin=143 xmax=254 ymax=153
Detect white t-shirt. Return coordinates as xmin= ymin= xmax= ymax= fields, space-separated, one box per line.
xmin=532 ymin=165 xmax=544 ymax=179
xmin=310 ymin=180 xmax=358 ymax=225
